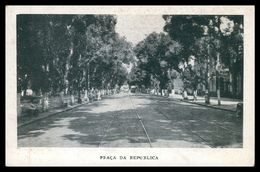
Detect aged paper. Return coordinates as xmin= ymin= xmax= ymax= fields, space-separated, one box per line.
xmin=6 ymin=6 xmax=254 ymax=166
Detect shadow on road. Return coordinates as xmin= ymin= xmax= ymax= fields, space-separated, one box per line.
xmin=18 ymin=94 xmax=243 ymax=148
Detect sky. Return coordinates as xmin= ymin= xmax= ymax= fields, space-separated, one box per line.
xmin=115 ymin=15 xmax=236 ymax=45
xmin=115 ymin=15 xmax=166 ymax=46
xmin=115 ymin=15 xmax=237 ymax=73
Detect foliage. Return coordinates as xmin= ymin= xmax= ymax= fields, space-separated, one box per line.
xmin=163 ymin=15 xmax=243 ymax=93
xmin=17 ymin=15 xmax=134 ymax=95
xmin=129 ymin=32 xmax=182 ymax=90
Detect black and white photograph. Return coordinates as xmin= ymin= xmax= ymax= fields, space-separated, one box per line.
xmin=6 ymin=6 xmax=254 ymax=166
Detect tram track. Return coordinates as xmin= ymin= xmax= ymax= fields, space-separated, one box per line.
xmin=148 ymin=94 xmax=240 ymax=147
xmin=128 ymin=94 xmax=153 ymax=148
xmin=98 ymin=95 xmax=122 ymax=147
xmin=190 ymin=111 xmax=240 ymax=135
xmin=98 ymin=93 xmax=153 ymax=147
xmin=127 ymin=93 xmax=216 ymax=147
xmin=18 ymin=93 xmax=241 ymax=147
xmin=172 ymin=99 xmax=240 ymax=135
xmin=157 ymin=108 xmax=216 ymax=148
xmin=150 ymin=94 xmax=239 ymax=133
xmin=73 ymin=94 xmax=240 ymax=148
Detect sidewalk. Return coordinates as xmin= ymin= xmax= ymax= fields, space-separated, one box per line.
xmin=168 ymin=94 xmax=242 ymax=112
xmin=18 ymin=102 xmax=88 ymax=127
xmin=18 ymin=95 xmax=113 ymax=127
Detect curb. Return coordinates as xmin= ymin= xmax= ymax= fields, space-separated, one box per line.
xmin=179 ymin=99 xmax=236 ymax=112
xmin=148 ymin=94 xmax=237 ymax=112
xmin=18 ymin=95 xmax=115 ymax=128
xmin=18 ymin=102 xmax=89 ymax=128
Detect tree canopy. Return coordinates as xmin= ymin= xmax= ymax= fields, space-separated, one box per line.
xmin=128 ymin=15 xmax=243 ymax=99
xmin=17 ymin=15 xmax=134 ymax=95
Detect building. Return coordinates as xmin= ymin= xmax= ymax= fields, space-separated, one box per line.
xmin=190 ymin=56 xmax=243 ymax=99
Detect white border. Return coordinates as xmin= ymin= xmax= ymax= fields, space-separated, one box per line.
xmin=6 ymin=6 xmax=255 ymax=166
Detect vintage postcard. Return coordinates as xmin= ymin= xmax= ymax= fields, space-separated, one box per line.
xmin=6 ymin=6 xmax=255 ymax=166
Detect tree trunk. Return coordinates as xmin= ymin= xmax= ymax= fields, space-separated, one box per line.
xmin=84 ymin=90 xmax=89 ymax=102
xmin=205 ymin=45 xmax=211 ymax=104
xmin=183 ymin=90 xmax=188 ymax=100
xmin=205 ymin=77 xmax=210 ymax=104
xmin=205 ymin=89 xmax=210 ymax=104
xmin=193 ymin=89 xmax=197 ymax=101
xmin=70 ymin=94 xmax=75 ymax=105
xmin=59 ymin=91 xmax=64 ymax=107
xmin=217 ymin=75 xmax=221 ymax=105
xmin=159 ymin=87 xmax=162 ymax=96
xmin=233 ymin=72 xmax=237 ymax=98
xmin=17 ymin=93 xmax=21 ymax=116
xmin=216 ymin=53 xmax=221 ymax=105
xmin=64 ymin=42 xmax=74 ymax=95
xmin=170 ymin=89 xmax=175 ymax=97
xmin=42 ymin=93 xmax=49 ymax=111
xmin=241 ymin=71 xmax=243 ymax=99
xmin=97 ymin=90 xmax=101 ymax=101
xmin=87 ymin=63 xmax=90 ymax=91
xmin=78 ymin=90 xmax=82 ymax=104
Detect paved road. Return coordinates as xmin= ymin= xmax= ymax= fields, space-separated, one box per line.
xmin=18 ymin=93 xmax=242 ymax=147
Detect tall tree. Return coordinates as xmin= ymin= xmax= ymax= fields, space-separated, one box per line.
xmin=131 ymin=32 xmax=182 ymax=94
xmin=17 ymin=14 xmax=133 ymax=105
xmin=163 ymin=15 xmax=243 ymax=102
